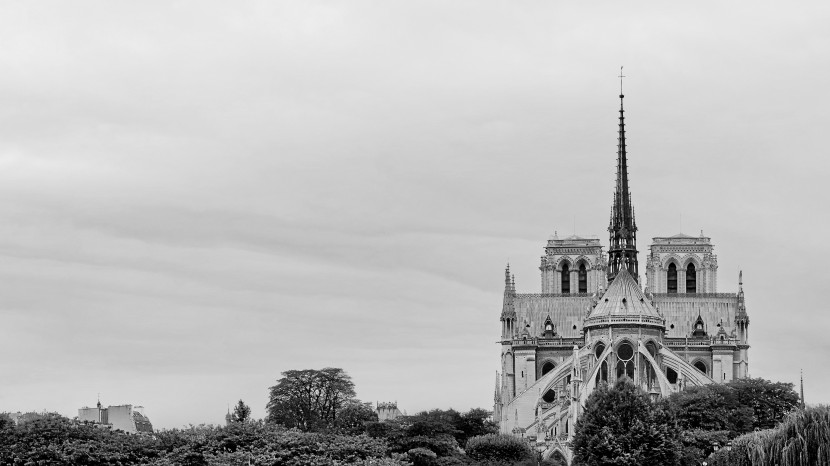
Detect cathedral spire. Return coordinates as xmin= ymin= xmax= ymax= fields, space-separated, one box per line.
xmin=800 ymin=369 xmax=805 ymax=408
xmin=607 ymin=68 xmax=639 ymax=283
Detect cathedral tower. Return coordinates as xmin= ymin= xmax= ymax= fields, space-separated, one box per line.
xmin=607 ymin=91 xmax=638 ymax=283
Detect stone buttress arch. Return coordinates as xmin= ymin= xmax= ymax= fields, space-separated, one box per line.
xmin=660 ymin=348 xmax=713 ymax=386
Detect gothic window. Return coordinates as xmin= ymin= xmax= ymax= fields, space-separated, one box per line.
xmin=686 ymin=263 xmax=697 ymax=293
xmin=667 ymin=263 xmax=678 ymax=293
xmin=595 ymin=360 xmax=608 ymax=383
xmin=615 ymin=342 xmax=635 ymax=380
xmin=694 ymin=361 xmax=707 ymax=375
xmin=666 ymin=367 xmax=678 ymax=384
xmin=578 ymin=263 xmax=588 ymax=293
xmin=594 ymin=342 xmax=606 ymax=359
xmin=541 ymin=361 xmax=555 ymax=376
xmin=561 ymin=263 xmax=570 ymax=294
xmin=645 ymin=341 xmax=657 ymax=358
xmin=542 ymin=389 xmax=556 ymax=403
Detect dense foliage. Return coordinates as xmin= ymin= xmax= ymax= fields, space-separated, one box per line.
xmin=364 ymin=407 xmax=499 ymax=463
xmin=0 ymin=415 xmax=409 ymax=466
xmin=572 ymin=379 xmax=682 ymax=466
xmin=707 ymin=405 xmax=830 ymax=466
xmin=668 ymin=377 xmax=799 ymax=435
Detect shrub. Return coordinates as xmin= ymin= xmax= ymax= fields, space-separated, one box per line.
xmin=408 ymin=447 xmax=438 ymax=466
xmin=465 ymin=433 xmax=533 ymax=463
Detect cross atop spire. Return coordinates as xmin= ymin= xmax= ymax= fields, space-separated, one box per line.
xmin=607 ymin=71 xmax=639 ymax=283
xmin=619 ymin=66 xmax=625 ymax=96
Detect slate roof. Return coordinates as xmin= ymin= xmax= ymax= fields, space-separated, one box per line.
xmin=585 ymin=268 xmax=664 ymax=326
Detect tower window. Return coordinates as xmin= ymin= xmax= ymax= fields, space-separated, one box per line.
xmin=561 ymin=263 xmax=570 ymax=294
xmin=694 ymin=361 xmax=707 ymax=375
xmin=667 ymin=263 xmax=677 ymax=294
xmin=541 ymin=361 xmax=555 ymax=376
xmin=686 ymin=263 xmax=697 ymax=293
xmin=578 ymin=263 xmax=587 ymax=293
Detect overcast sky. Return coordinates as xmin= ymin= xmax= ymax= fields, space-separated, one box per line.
xmin=0 ymin=1 xmax=828 ymax=429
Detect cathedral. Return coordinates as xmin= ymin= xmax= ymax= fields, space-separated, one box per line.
xmin=493 ymin=91 xmax=750 ymax=464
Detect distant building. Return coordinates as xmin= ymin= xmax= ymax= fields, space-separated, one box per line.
xmin=376 ymin=402 xmax=402 ymax=421
xmin=78 ymin=400 xmax=153 ymax=433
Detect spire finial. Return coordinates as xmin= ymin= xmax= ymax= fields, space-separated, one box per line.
xmin=739 ymin=270 xmax=743 ymax=292
xmin=618 ymin=66 xmax=625 ymax=96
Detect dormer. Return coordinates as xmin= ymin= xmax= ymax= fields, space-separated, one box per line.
xmin=691 ymin=313 xmax=707 ymax=338
xmin=541 ymin=316 xmax=557 ymax=338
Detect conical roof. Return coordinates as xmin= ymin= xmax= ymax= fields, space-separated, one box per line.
xmin=585 ymin=268 xmax=664 ymax=328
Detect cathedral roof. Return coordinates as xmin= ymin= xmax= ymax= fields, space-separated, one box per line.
xmin=584 ymin=268 xmax=664 ymax=328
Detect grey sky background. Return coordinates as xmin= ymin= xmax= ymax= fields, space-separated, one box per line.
xmin=0 ymin=1 xmax=828 ymax=428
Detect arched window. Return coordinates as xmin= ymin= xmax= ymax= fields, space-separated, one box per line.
xmin=694 ymin=361 xmax=707 ymax=375
xmin=666 ymin=367 xmax=678 ymax=384
xmin=542 ymin=389 xmax=557 ymax=403
xmin=594 ymin=342 xmax=606 ymax=359
xmin=578 ymin=263 xmax=588 ymax=293
xmin=561 ymin=263 xmax=570 ymax=294
xmin=667 ymin=263 xmax=678 ymax=294
xmin=595 ymin=360 xmax=608 ymax=384
xmin=686 ymin=263 xmax=697 ymax=293
xmin=645 ymin=341 xmax=657 ymax=358
xmin=616 ymin=342 xmax=635 ymax=380
xmin=541 ymin=361 xmax=555 ymax=376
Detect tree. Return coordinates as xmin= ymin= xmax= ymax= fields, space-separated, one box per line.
xmin=266 ymin=367 xmax=356 ymax=431
xmin=729 ymin=377 xmax=800 ymax=430
xmin=667 ymin=383 xmax=753 ymax=434
xmin=335 ymin=400 xmax=378 ymax=434
xmin=572 ymin=378 xmax=682 ymax=466
xmin=231 ymin=399 xmax=251 ymax=423
xmin=456 ymin=408 xmax=498 ymax=446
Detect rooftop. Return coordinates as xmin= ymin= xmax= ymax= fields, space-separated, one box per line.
xmin=585 ymin=268 xmax=664 ymax=327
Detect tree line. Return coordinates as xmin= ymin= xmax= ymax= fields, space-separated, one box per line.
xmin=0 ymin=367 xmax=816 ymax=465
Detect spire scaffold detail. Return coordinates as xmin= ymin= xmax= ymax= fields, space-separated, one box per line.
xmin=607 ymin=68 xmax=639 ymax=283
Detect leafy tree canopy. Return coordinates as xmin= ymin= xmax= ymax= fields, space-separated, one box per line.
xmin=232 ymin=399 xmax=252 ymax=423
xmin=572 ymin=379 xmax=682 ymax=466
xmin=266 ymin=367 xmax=356 ymax=431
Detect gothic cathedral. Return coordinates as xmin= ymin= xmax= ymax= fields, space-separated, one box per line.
xmin=494 ymin=92 xmax=750 ymax=464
